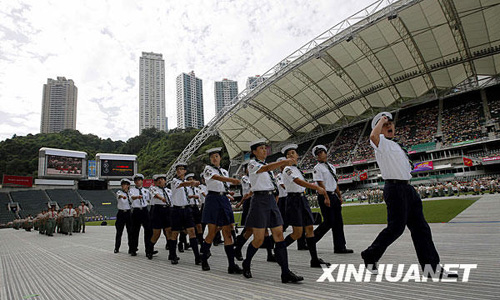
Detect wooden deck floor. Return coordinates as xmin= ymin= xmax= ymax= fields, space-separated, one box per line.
xmin=1 ymin=194 xmax=499 ymax=300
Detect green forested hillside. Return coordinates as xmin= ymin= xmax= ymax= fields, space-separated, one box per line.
xmin=0 ymin=128 xmax=228 ymax=179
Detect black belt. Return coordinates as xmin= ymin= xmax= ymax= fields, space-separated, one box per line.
xmin=287 ymin=192 xmax=305 ymax=196
xmin=253 ymin=191 xmax=275 ymax=195
xmin=385 ymin=179 xmax=410 ymax=185
xmin=118 ymin=209 xmax=131 ymax=212
xmin=173 ymin=205 xmax=189 ymax=209
xmin=154 ymin=204 xmax=168 ymax=208
xmin=189 ymin=204 xmax=197 ymax=208
xmin=208 ymin=191 xmax=226 ymax=195
xmin=133 ymin=207 xmax=147 ymax=210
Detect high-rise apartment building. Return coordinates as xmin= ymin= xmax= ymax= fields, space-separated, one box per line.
xmin=139 ymin=52 xmax=167 ymax=133
xmin=176 ymin=71 xmax=204 ymax=129
xmin=214 ymin=79 xmax=238 ymax=114
xmin=40 ymin=77 xmax=78 ymax=133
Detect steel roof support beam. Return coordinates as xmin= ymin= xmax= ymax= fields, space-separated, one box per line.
xmin=390 ymin=17 xmax=436 ymax=91
xmin=268 ymin=85 xmax=320 ymax=128
xmin=291 ymin=70 xmax=345 ymax=120
xmin=247 ymin=102 xmax=295 ymax=135
xmin=230 ymin=114 xmax=267 ymax=140
xmin=438 ymin=0 xmax=477 ymax=82
xmin=350 ymin=36 xmax=402 ymax=103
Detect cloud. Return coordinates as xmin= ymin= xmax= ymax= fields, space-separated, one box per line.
xmin=0 ymin=0 xmax=375 ymax=142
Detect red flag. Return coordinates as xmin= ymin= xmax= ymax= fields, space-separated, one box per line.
xmin=463 ymin=157 xmax=473 ymax=167
xmin=359 ymin=172 xmax=368 ymax=181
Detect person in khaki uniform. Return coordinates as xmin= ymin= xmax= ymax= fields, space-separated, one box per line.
xmin=45 ymin=205 xmax=58 ymax=236
xmin=78 ymin=200 xmax=90 ymax=233
xmin=63 ymin=203 xmax=77 ymax=235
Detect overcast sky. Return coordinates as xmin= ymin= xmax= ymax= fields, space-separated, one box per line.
xmin=0 ymin=0 xmax=375 ymax=142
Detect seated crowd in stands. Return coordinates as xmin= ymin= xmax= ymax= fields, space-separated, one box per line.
xmin=442 ymin=100 xmax=486 ymax=146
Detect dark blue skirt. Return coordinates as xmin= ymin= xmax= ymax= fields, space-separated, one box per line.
xmin=151 ymin=205 xmax=171 ymax=229
xmin=245 ymin=192 xmax=283 ymax=229
xmin=201 ymin=193 xmax=234 ymax=226
xmin=170 ymin=206 xmax=195 ymax=231
xmin=285 ymin=193 xmax=314 ymax=227
xmin=240 ymin=196 xmax=251 ymax=226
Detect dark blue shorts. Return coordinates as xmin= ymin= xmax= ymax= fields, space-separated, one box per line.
xmin=170 ymin=206 xmax=195 ymax=231
xmin=201 ymin=193 xmax=234 ymax=227
xmin=151 ymin=205 xmax=170 ymax=229
xmin=190 ymin=205 xmax=202 ymax=225
xmin=245 ymin=192 xmax=283 ymax=229
xmin=285 ymin=193 xmax=314 ymax=227
xmin=240 ymin=196 xmax=251 ymax=226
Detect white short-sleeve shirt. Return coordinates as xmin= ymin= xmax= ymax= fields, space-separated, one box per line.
xmin=171 ymin=178 xmax=190 ymax=206
xmin=198 ymin=184 xmax=207 ymax=204
xmin=116 ymin=190 xmax=131 ymax=210
xmin=370 ymin=134 xmax=412 ymax=181
xmin=282 ymin=166 xmax=306 ymax=193
xmin=313 ymin=162 xmax=338 ymax=192
xmin=204 ymin=165 xmax=230 ymax=193
xmin=276 ymin=173 xmax=288 ymax=198
xmin=241 ymin=175 xmax=251 ymax=196
xmin=129 ymin=187 xmax=150 ymax=208
xmin=149 ymin=185 xmax=172 ymax=206
xmin=248 ymin=159 xmax=275 ymax=192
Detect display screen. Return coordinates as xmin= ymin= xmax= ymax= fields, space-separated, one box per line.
xmin=100 ymin=159 xmax=134 ymax=177
xmin=46 ymin=155 xmax=83 ymax=176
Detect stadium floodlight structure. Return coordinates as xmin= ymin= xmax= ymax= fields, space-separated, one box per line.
xmin=166 ymin=0 xmax=500 ymax=181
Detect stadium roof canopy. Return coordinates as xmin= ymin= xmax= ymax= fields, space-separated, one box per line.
xmin=167 ymin=0 xmax=500 ymax=179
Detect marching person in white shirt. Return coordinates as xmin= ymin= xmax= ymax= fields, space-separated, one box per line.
xmin=169 ymin=165 xmax=202 ymax=266
xmin=114 ymin=179 xmax=133 ymax=254
xmin=281 ymin=144 xmax=330 ymax=268
xmin=361 ymin=112 xmax=458 ymax=279
xmin=242 ymin=139 xmax=303 ymax=283
xmin=199 ymin=148 xmax=243 ymax=274
xmin=148 ymin=174 xmax=173 ymax=260
xmin=129 ymin=174 xmax=154 ymax=258
xmin=312 ymin=144 xmax=353 ymax=254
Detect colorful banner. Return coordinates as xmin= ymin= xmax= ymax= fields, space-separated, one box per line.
xmin=412 ymin=161 xmax=433 ymax=172
xmin=352 ymin=159 xmax=367 ymax=165
xmin=482 ymin=156 xmax=500 ymax=162
xmin=88 ymin=160 xmax=96 ymax=177
xmin=359 ymin=172 xmax=368 ymax=181
xmin=463 ymin=157 xmax=474 ymax=167
xmin=2 ymin=175 xmax=33 ymax=187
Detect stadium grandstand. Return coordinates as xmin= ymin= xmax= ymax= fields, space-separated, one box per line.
xmin=166 ymin=0 xmax=500 ymax=192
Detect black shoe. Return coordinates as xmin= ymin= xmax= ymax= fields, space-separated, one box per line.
xmin=202 ymin=260 xmax=210 ymax=271
xmin=178 ymin=243 xmax=184 ymax=253
xmin=242 ymin=260 xmax=252 ymax=278
xmin=234 ymin=247 xmax=243 ymax=261
xmin=165 ymin=243 xmax=169 ymax=250
xmin=184 ymin=243 xmax=191 ymax=250
xmin=334 ymin=248 xmax=354 ymax=254
xmin=267 ymin=254 xmax=277 ymax=262
xmin=361 ymin=250 xmax=378 ymax=274
xmin=281 ymin=271 xmax=304 ymax=283
xmin=427 ymin=267 xmax=459 ymax=279
xmin=213 ymin=241 xmax=219 ymax=246
xmin=228 ymin=264 xmax=244 ymax=274
xmin=130 ymin=252 xmax=137 ymax=256
xmin=310 ymin=258 xmax=330 ymax=268
xmin=171 ymin=258 xmax=179 ymax=265
xmin=114 ymin=249 xmax=119 ymax=254
xmin=147 ymin=253 xmax=153 ymax=260
xmin=195 ymin=257 xmax=202 ymax=265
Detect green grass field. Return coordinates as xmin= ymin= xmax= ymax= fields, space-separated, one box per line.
xmin=87 ymin=198 xmax=477 ymax=227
